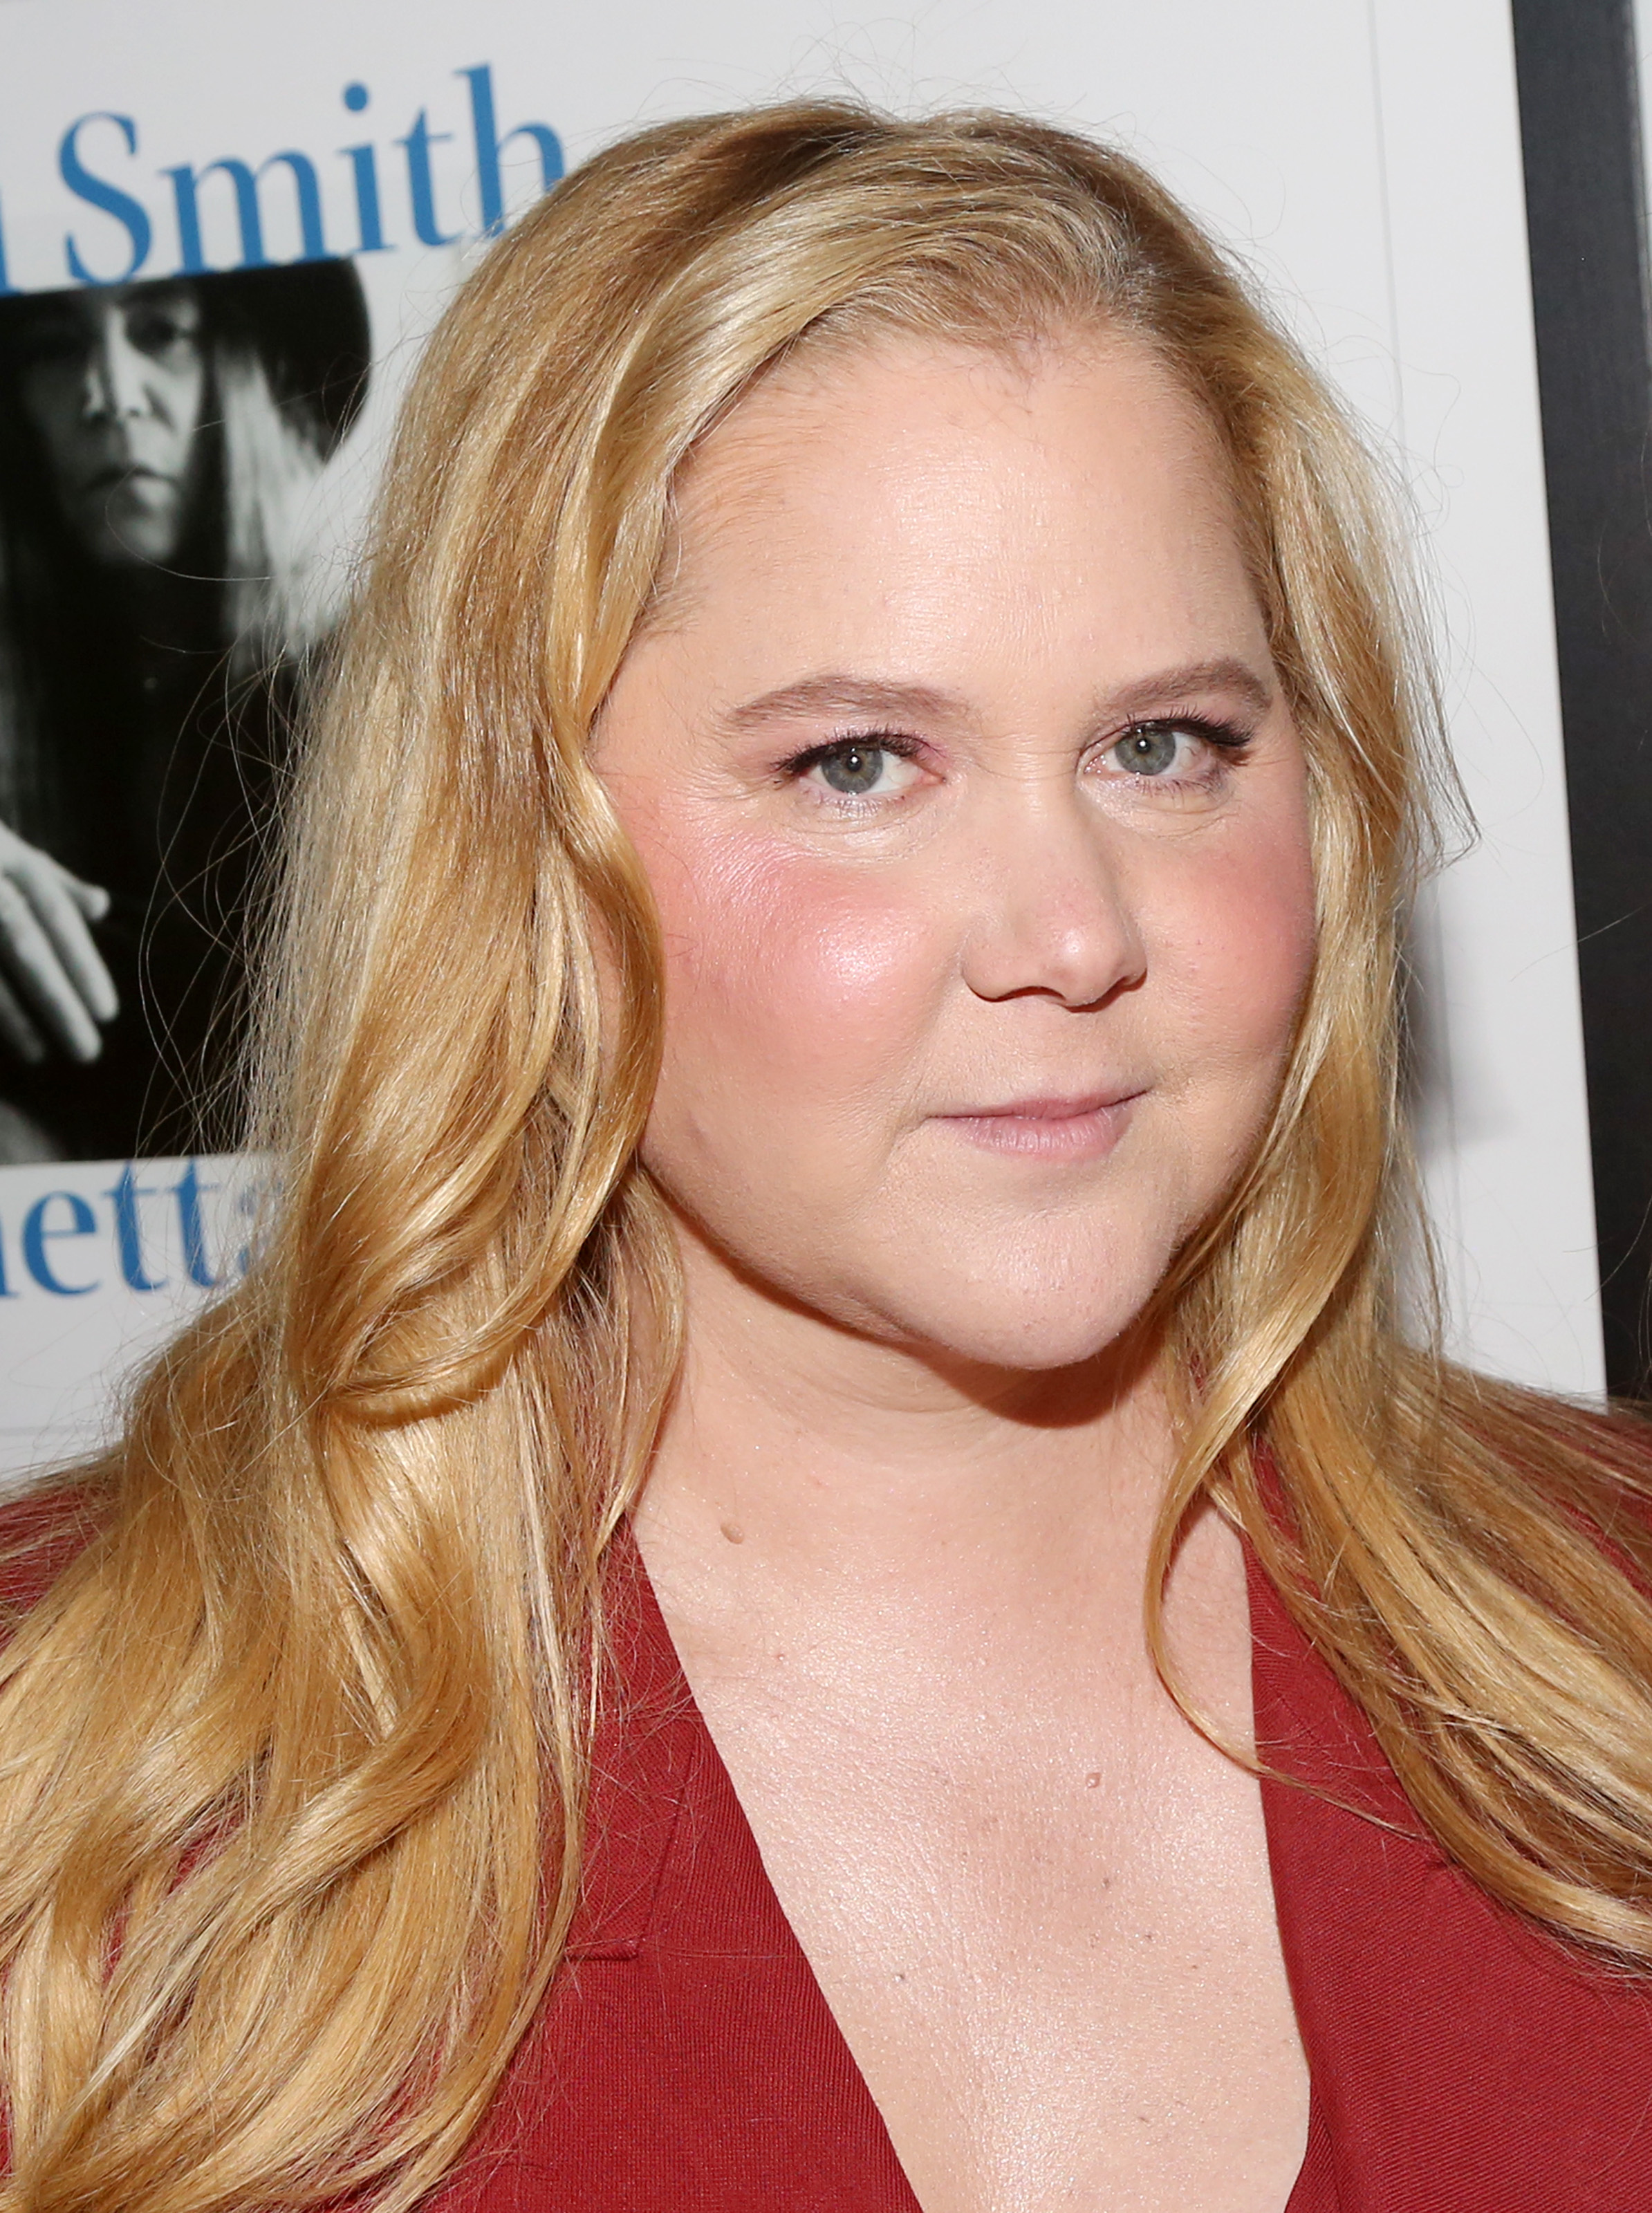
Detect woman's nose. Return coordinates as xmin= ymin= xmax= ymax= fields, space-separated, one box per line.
xmin=80 ymin=311 xmax=149 ymax=424
xmin=957 ymin=784 xmax=1148 ymax=1010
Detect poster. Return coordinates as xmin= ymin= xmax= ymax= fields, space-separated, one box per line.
xmin=0 ymin=15 xmax=560 ymax=1476
xmin=0 ymin=0 xmax=1608 ymax=1478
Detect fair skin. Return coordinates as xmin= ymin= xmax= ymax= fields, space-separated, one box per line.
xmin=595 ymin=330 xmax=1319 ymax=2213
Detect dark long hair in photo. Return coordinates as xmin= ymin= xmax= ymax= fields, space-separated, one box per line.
xmin=0 ymin=257 xmax=369 ymax=1165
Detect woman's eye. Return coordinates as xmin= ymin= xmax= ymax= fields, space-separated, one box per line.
xmin=804 ymin=742 xmax=915 ymax=798
xmin=19 ymin=322 xmax=84 ymax=369
xmin=1109 ymin=724 xmax=1193 ymax=778
xmin=127 ymin=313 xmax=195 ymax=361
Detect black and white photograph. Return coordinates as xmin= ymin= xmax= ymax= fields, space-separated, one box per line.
xmin=0 ymin=257 xmax=369 ymax=1166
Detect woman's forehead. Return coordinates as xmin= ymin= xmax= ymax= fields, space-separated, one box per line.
xmin=622 ymin=330 xmax=1272 ymax=743
xmin=654 ymin=328 xmax=1243 ymax=617
xmin=15 ymin=280 xmax=202 ymax=347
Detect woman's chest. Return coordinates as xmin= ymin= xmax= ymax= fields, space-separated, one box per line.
xmin=435 ymin=1544 xmax=1652 ymax=2213
xmin=684 ymin=1649 xmax=1310 ymax=2213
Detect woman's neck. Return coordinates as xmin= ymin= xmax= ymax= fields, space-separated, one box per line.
xmin=632 ymin=1223 xmax=1178 ymax=1622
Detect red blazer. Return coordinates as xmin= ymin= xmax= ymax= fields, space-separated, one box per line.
xmin=8 ymin=1497 xmax=1652 ymax=2209
xmin=440 ymin=1530 xmax=1652 ymax=2211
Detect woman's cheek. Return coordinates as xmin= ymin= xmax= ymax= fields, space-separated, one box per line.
xmin=656 ymin=835 xmax=941 ymax=1111
xmin=1170 ymin=828 xmax=1317 ymax=1068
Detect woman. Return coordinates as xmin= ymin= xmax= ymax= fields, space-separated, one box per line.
xmin=0 ymin=259 xmax=369 ymax=1162
xmin=1 ymin=102 xmax=1651 ymax=2213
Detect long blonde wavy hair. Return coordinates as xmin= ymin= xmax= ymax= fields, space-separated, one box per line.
xmin=3 ymin=99 xmax=1651 ymax=2213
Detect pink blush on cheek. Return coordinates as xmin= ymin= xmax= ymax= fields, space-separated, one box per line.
xmin=652 ymin=840 xmax=943 ymax=1104
xmin=1160 ymin=810 xmax=1317 ymax=1033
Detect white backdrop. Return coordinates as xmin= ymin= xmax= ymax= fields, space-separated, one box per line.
xmin=0 ymin=0 xmax=1603 ymax=1477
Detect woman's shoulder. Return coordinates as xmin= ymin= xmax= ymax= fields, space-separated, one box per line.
xmin=1554 ymin=1388 xmax=1652 ymax=1464
xmin=1465 ymin=1365 xmax=1652 ymax=1447
xmin=1451 ymin=1369 xmax=1652 ymax=1510
xmin=1501 ymin=1382 xmax=1652 ymax=1550
xmin=0 ymin=1475 xmax=104 ymax=1626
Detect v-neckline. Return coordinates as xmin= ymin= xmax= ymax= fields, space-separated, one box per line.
xmin=598 ymin=1524 xmax=1333 ymax=2212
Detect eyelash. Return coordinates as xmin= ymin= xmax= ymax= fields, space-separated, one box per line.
xmin=1113 ymin=714 xmax=1254 ymax=786
xmin=775 ymin=716 xmax=1254 ymax=799
xmin=775 ymin=728 xmax=920 ymax=778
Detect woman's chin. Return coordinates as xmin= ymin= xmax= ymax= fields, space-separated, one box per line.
xmin=934 ymin=1320 xmax=1151 ymax=1379
xmin=853 ymin=1280 xmax=1167 ymax=1382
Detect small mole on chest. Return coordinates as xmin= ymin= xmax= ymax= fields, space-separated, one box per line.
xmin=720 ymin=1521 xmax=745 ymax=1545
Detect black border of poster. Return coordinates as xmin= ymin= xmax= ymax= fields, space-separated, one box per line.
xmin=1512 ymin=0 xmax=1652 ymax=1396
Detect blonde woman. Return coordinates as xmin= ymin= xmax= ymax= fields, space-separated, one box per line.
xmin=2 ymin=102 xmax=1651 ymax=2213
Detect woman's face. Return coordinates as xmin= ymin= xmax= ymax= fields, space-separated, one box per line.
xmin=15 ymin=283 xmax=206 ymax=567
xmin=594 ymin=333 xmax=1317 ymax=1375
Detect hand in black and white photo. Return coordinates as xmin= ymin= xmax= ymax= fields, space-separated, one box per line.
xmin=0 ymin=817 xmax=116 ymax=1064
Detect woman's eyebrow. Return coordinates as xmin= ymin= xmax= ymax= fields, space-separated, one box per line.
xmin=1103 ymin=658 xmax=1275 ymax=721
xmin=720 ymin=658 xmax=1274 ymax=734
xmin=721 ymin=674 xmax=966 ymax=730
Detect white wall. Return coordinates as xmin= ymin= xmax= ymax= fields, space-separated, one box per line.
xmin=0 ymin=0 xmax=1603 ymax=1474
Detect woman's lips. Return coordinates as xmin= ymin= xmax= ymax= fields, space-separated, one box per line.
xmin=935 ymin=1090 xmax=1144 ymax=1161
